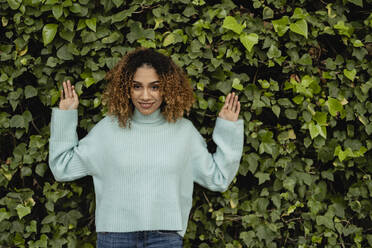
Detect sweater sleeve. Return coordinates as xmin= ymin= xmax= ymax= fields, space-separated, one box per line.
xmin=190 ymin=117 xmax=244 ymax=192
xmin=48 ymin=107 xmax=100 ymax=182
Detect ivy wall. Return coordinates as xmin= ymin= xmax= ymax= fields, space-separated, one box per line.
xmin=0 ymin=0 xmax=372 ymax=247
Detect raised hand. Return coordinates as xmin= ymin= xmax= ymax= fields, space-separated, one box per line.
xmin=218 ymin=92 xmax=240 ymax=122
xmin=59 ymin=80 xmax=79 ymax=110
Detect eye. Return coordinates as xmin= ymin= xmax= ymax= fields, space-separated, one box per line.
xmin=152 ymin=85 xmax=160 ymax=90
xmin=132 ymin=84 xmax=141 ymax=89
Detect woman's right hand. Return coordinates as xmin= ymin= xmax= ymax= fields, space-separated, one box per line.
xmin=59 ymin=80 xmax=79 ymax=110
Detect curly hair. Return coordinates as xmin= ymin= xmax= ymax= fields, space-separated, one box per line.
xmin=102 ymin=47 xmax=195 ymax=128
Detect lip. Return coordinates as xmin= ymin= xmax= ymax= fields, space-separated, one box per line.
xmin=139 ymin=102 xmax=154 ymax=109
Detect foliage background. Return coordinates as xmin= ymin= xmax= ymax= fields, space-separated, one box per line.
xmin=1 ymin=0 xmax=372 ymax=247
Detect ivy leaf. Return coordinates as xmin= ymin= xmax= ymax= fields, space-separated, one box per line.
xmin=56 ymin=45 xmax=73 ymax=60
xmin=10 ymin=115 xmax=24 ymax=128
xmin=267 ymin=44 xmax=281 ymax=59
xmin=272 ymin=105 xmax=280 ymax=118
xmin=16 ymin=204 xmax=31 ymax=219
xmin=85 ymin=18 xmax=96 ymax=32
xmin=7 ymin=0 xmax=21 ymax=10
xmin=0 ymin=208 xmax=12 ymax=222
xmin=25 ymin=86 xmax=37 ymax=99
xmin=239 ymin=33 xmax=258 ymax=52
xmin=222 ymin=16 xmax=243 ymax=34
xmin=102 ymin=32 xmax=121 ymax=44
xmin=262 ymin=7 xmax=274 ymax=20
xmin=272 ymin=16 xmax=290 ymax=37
xmin=309 ymin=122 xmax=320 ymax=139
xmin=198 ymin=98 xmax=208 ymax=110
xmin=232 ymin=78 xmax=243 ymax=91
xmin=327 ymin=97 xmax=345 ymax=117
xmin=52 ymin=5 xmax=63 ymax=19
xmin=347 ymin=0 xmax=363 ymax=7
xmin=343 ymin=69 xmax=356 ymax=81
xmin=42 ymin=24 xmax=58 ymax=46
xmin=291 ymin=8 xmax=307 ymax=19
xmin=84 ymin=77 xmax=95 ymax=88
xmin=255 ymin=172 xmax=270 ymax=185
xmin=289 ymin=19 xmax=308 ymax=39
xmin=163 ymin=33 xmax=175 ymax=47
xmin=36 ymin=163 xmax=47 ymax=177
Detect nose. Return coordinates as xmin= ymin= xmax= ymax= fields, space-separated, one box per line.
xmin=141 ymin=88 xmax=150 ymax=100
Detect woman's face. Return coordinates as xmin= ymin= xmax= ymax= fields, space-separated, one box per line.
xmin=130 ymin=66 xmax=163 ymax=115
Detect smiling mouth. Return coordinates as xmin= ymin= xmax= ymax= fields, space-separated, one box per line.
xmin=139 ymin=102 xmax=154 ymax=109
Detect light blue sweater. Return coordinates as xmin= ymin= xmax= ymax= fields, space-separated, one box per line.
xmin=48 ymin=107 xmax=244 ymax=237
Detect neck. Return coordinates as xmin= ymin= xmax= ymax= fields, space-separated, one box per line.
xmin=132 ymin=108 xmax=165 ymax=125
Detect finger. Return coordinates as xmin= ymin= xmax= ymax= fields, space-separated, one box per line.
xmin=224 ymin=93 xmax=231 ymax=106
xmin=66 ymin=80 xmax=72 ymax=98
xmin=232 ymin=95 xmax=238 ymax=112
xmin=236 ymin=101 xmax=241 ymax=115
xmin=63 ymin=81 xmax=68 ymax=99
xmin=222 ymin=93 xmax=230 ymax=110
xmin=72 ymin=86 xmax=78 ymax=100
xmin=60 ymin=89 xmax=64 ymax=100
xmin=228 ymin=92 xmax=235 ymax=110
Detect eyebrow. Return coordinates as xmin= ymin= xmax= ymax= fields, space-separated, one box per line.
xmin=132 ymin=80 xmax=160 ymax=85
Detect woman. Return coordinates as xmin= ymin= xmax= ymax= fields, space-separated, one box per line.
xmin=49 ymin=47 xmax=244 ymax=248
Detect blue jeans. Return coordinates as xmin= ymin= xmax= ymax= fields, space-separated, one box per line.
xmin=97 ymin=231 xmax=183 ymax=248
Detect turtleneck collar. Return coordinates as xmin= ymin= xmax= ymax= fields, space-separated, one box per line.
xmin=131 ymin=108 xmax=166 ymax=125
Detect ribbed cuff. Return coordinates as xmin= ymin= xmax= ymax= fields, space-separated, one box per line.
xmin=214 ymin=118 xmax=244 ymax=152
xmin=215 ymin=117 xmax=244 ymax=133
xmin=50 ymin=107 xmax=78 ymax=143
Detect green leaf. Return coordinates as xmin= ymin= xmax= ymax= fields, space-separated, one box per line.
xmin=0 ymin=208 xmax=12 ymax=222
xmin=84 ymin=77 xmax=95 ymax=88
xmin=333 ymin=21 xmax=354 ymax=37
xmin=232 ymin=78 xmax=243 ymax=91
xmin=327 ymin=97 xmax=345 ymax=117
xmin=25 ymin=86 xmax=37 ymax=99
xmin=240 ymin=231 xmax=255 ymax=247
xmin=255 ymin=172 xmax=270 ymax=185
xmin=270 ymin=105 xmax=279 ymax=118
xmin=52 ymin=5 xmax=63 ymax=19
xmin=7 ymin=0 xmax=21 ymax=10
xmin=262 ymin=7 xmax=274 ymax=20
xmin=56 ymin=45 xmax=73 ymax=60
xmin=36 ymin=163 xmax=47 ymax=177
xmin=313 ymin=112 xmax=327 ymax=125
xmin=283 ymin=178 xmax=296 ymax=193
xmin=267 ymin=44 xmax=281 ymax=59
xmin=352 ymin=39 xmax=364 ymax=47
xmin=85 ymin=18 xmax=96 ymax=32
xmin=347 ymin=0 xmax=363 ymax=7
xmin=343 ymin=69 xmax=356 ymax=81
xmin=42 ymin=24 xmax=58 ymax=46
xmin=163 ymin=33 xmax=175 ymax=47
xmin=291 ymin=8 xmax=306 ymax=19
xmin=102 ymin=32 xmax=121 ymax=44
xmin=239 ymin=33 xmax=258 ymax=52
xmin=16 ymin=204 xmax=31 ymax=219
xmin=199 ymin=98 xmax=208 ymax=110
xmin=316 ymin=215 xmax=335 ymax=230
xmin=309 ymin=122 xmax=320 ymax=139
xmin=222 ymin=16 xmax=243 ymax=34
xmin=289 ymin=19 xmax=308 ymax=38
xmin=272 ymin=16 xmax=290 ymax=36
xmin=246 ymin=153 xmax=259 ymax=174
xmin=10 ymin=115 xmax=24 ymax=128
xmin=284 ymin=109 xmax=297 ymax=119
xmin=21 ymin=166 xmax=32 ymax=177
xmin=111 ymin=5 xmax=139 ymax=23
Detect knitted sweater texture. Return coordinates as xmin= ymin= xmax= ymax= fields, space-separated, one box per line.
xmin=48 ymin=107 xmax=244 ymax=237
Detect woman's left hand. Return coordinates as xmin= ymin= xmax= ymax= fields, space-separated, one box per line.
xmin=218 ymin=92 xmax=241 ymax=122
